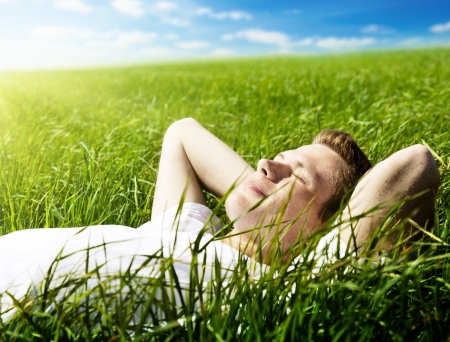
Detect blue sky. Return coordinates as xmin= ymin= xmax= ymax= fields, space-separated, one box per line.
xmin=0 ymin=0 xmax=449 ymax=70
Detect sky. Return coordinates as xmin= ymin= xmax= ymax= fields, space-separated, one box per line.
xmin=0 ymin=0 xmax=449 ymax=70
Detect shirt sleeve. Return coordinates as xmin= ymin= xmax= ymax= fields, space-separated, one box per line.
xmin=137 ymin=203 xmax=222 ymax=235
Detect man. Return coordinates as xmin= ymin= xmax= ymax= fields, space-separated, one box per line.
xmin=153 ymin=118 xmax=440 ymax=261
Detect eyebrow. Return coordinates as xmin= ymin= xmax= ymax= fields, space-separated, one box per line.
xmin=276 ymin=152 xmax=285 ymax=160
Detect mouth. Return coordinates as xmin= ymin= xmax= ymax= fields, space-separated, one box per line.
xmin=244 ymin=178 xmax=266 ymax=197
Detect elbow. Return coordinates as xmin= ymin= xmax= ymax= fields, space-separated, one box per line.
xmin=403 ymin=144 xmax=440 ymax=191
xmin=165 ymin=118 xmax=199 ymax=138
xmin=168 ymin=118 xmax=199 ymax=130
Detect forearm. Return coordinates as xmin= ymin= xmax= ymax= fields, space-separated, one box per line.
xmin=172 ymin=118 xmax=254 ymax=196
xmin=151 ymin=118 xmax=254 ymax=220
xmin=340 ymin=144 xmax=440 ymax=252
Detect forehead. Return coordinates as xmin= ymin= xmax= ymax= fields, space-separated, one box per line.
xmin=281 ymin=144 xmax=344 ymax=166
xmin=280 ymin=144 xmax=347 ymax=182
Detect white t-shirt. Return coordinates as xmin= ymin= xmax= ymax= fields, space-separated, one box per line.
xmin=0 ymin=203 xmax=263 ymax=320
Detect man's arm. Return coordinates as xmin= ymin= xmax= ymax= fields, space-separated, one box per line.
xmin=151 ymin=118 xmax=254 ymax=220
xmin=339 ymin=144 xmax=440 ymax=253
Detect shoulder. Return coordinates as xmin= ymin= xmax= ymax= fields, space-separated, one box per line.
xmin=138 ymin=203 xmax=222 ymax=234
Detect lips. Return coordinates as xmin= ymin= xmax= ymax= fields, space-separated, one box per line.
xmin=244 ymin=178 xmax=266 ymax=197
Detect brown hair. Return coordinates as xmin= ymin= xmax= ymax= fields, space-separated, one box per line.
xmin=312 ymin=129 xmax=372 ymax=221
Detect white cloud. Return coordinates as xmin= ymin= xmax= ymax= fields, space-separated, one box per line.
xmin=275 ymin=48 xmax=292 ymax=54
xmin=210 ymin=11 xmax=251 ymax=20
xmin=141 ymin=47 xmax=175 ymax=56
xmin=284 ymin=9 xmax=301 ymax=15
xmin=54 ymin=0 xmax=92 ymax=13
xmin=196 ymin=7 xmax=252 ymax=20
xmin=123 ymin=1 xmax=187 ymax=26
xmin=400 ymin=37 xmax=423 ymax=45
xmin=0 ymin=0 xmax=18 ymax=3
xmin=30 ymin=26 xmax=96 ymax=40
xmin=84 ymin=30 xmax=158 ymax=52
xmin=292 ymin=38 xmax=313 ymax=47
xmin=161 ymin=16 xmax=189 ymax=26
xmin=145 ymin=2 xmax=188 ymax=26
xmin=222 ymin=29 xmax=289 ymax=46
xmin=155 ymin=1 xmax=176 ymax=11
xmin=222 ymin=29 xmax=314 ymax=48
xmin=176 ymin=40 xmax=210 ymax=49
xmin=221 ymin=33 xmax=234 ymax=41
xmin=316 ymin=37 xmax=375 ymax=50
xmin=89 ymin=30 xmax=157 ymax=48
xmin=29 ymin=26 xmax=157 ymax=49
xmin=195 ymin=7 xmax=210 ymax=15
xmin=211 ymin=48 xmax=235 ymax=56
xmin=164 ymin=34 xmax=178 ymax=40
xmin=111 ymin=0 xmax=144 ymax=17
xmin=361 ymin=24 xmax=395 ymax=34
xmin=429 ymin=21 xmax=450 ymax=33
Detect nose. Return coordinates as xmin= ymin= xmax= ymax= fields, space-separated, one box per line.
xmin=257 ymin=159 xmax=291 ymax=183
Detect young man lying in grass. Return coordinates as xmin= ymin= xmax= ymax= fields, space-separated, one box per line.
xmin=0 ymin=118 xmax=440 ymax=319
xmin=153 ymin=118 xmax=439 ymax=260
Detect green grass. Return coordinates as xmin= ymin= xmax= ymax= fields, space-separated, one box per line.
xmin=0 ymin=48 xmax=449 ymax=341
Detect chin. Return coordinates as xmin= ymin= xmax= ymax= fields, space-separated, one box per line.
xmin=224 ymin=195 xmax=243 ymax=222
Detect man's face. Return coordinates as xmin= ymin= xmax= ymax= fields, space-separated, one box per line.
xmin=225 ymin=143 xmax=348 ymax=254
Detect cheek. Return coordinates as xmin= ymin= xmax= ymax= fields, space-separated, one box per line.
xmin=225 ymin=191 xmax=275 ymax=227
xmin=283 ymin=189 xmax=317 ymax=218
xmin=225 ymin=189 xmax=254 ymax=221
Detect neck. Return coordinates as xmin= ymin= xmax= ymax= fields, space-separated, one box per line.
xmin=222 ymin=231 xmax=266 ymax=262
xmin=221 ymin=220 xmax=324 ymax=264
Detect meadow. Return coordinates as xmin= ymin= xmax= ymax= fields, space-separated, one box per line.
xmin=0 ymin=48 xmax=449 ymax=341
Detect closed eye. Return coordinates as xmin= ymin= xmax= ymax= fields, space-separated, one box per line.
xmin=292 ymin=173 xmax=305 ymax=183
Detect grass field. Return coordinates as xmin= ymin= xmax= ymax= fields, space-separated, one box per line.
xmin=0 ymin=48 xmax=449 ymax=341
